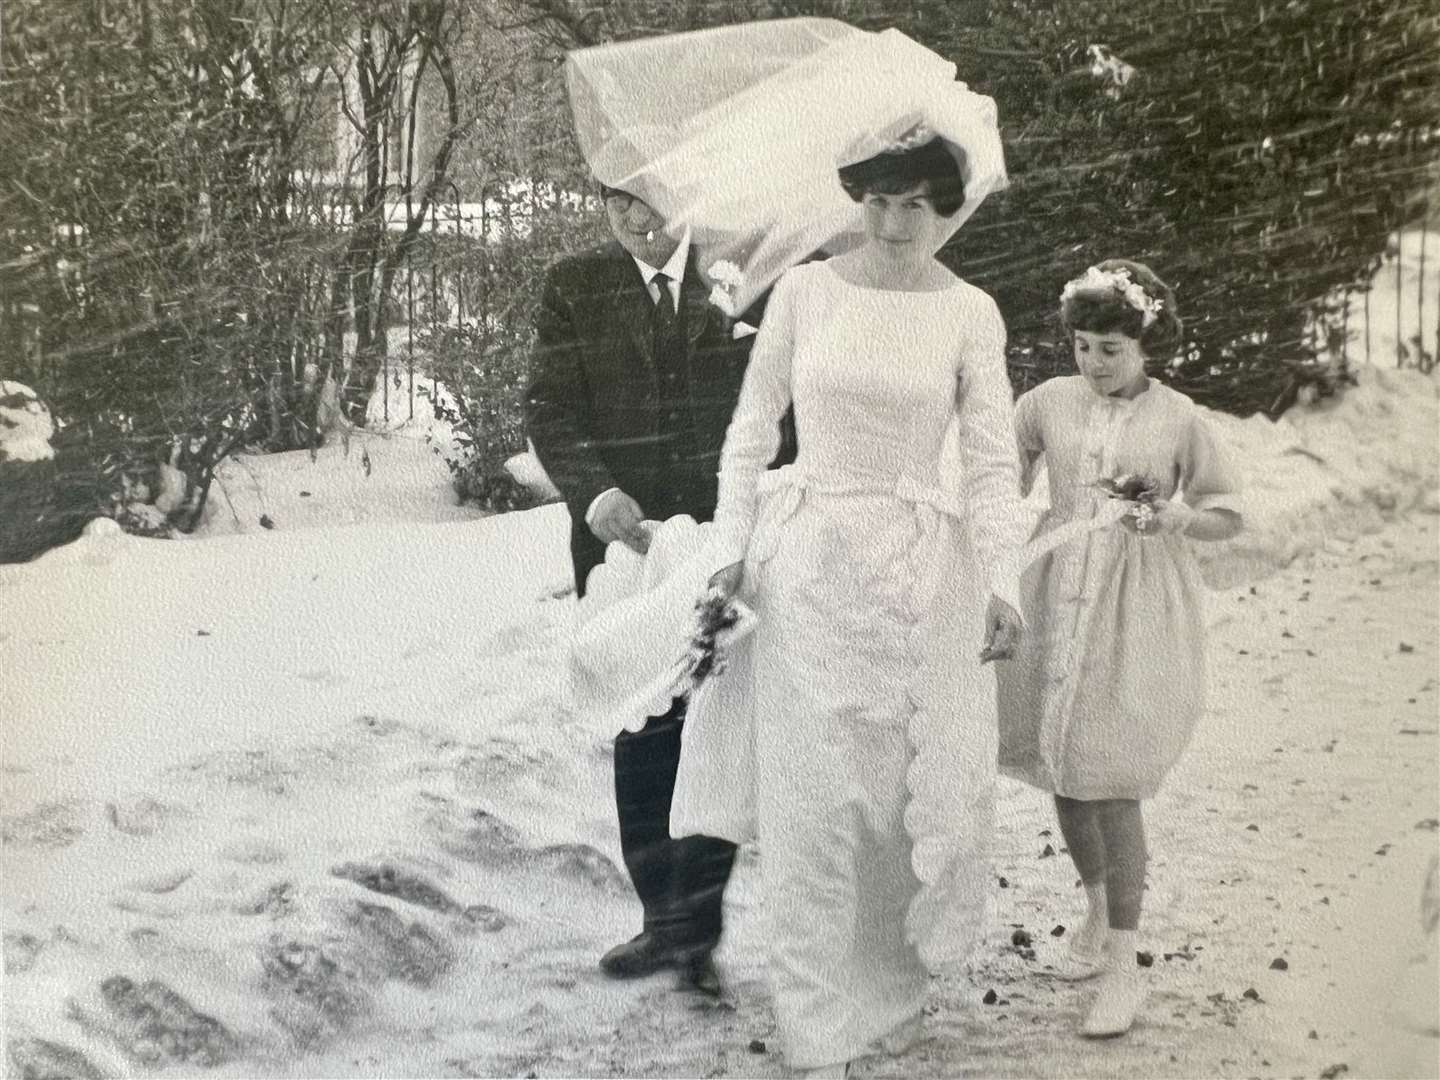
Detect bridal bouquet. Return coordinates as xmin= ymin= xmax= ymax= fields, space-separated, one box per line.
xmin=683 ymin=586 xmax=756 ymax=687
xmin=1092 ymin=472 xmax=1160 ymax=532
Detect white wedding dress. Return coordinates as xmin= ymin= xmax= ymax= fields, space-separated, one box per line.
xmin=665 ymin=261 xmax=1028 ymax=1067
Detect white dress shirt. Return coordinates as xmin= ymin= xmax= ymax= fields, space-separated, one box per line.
xmin=632 ymin=231 xmax=690 ymax=312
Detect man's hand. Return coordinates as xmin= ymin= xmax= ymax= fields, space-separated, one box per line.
xmin=980 ymin=595 xmax=1023 ymax=664
xmin=708 ymin=562 xmax=744 ymax=600
xmin=589 ymin=490 xmax=651 ymax=554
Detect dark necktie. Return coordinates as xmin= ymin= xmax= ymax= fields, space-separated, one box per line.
xmin=650 ymin=271 xmax=676 ymax=338
xmin=648 ymin=270 xmax=686 ymax=424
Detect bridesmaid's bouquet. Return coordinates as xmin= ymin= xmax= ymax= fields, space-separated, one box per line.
xmin=1093 ymin=472 xmax=1160 ymax=532
xmin=683 ymin=586 xmax=756 ymax=687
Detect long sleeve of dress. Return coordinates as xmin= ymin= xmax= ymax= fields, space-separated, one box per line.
xmin=524 ymin=274 xmax=620 ymax=520
xmin=709 ymin=269 xmax=799 ymax=567
xmin=953 ymin=294 xmax=1027 ymax=611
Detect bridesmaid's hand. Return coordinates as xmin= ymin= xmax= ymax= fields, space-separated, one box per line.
xmin=1120 ymin=498 xmax=1195 ymax=537
xmin=980 ymin=596 xmax=1023 ymax=664
xmin=1151 ymin=499 xmax=1198 ymax=535
xmin=708 ymin=562 xmax=744 ymax=600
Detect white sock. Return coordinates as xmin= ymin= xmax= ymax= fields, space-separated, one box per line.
xmin=1105 ymin=929 xmax=1139 ymax=971
xmin=1083 ymin=881 xmax=1107 ymax=926
xmin=1070 ymin=882 xmax=1107 ymax=952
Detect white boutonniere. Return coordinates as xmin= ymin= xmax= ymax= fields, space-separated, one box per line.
xmin=706 ymin=259 xmax=744 ymax=318
xmin=1087 ymin=44 xmax=1136 ymax=99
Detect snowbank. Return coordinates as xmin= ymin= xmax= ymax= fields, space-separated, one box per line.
xmin=1 ymin=497 xmax=621 ymax=1079
xmin=3 ymin=505 xmax=573 ymax=795
xmin=1198 ymin=366 xmax=1439 ymax=588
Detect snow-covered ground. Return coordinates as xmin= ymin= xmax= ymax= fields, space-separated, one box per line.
xmin=4 ymin=363 xmax=1436 ymax=1078
xmin=201 ymin=430 xmax=479 ymax=538
xmin=199 ymin=374 xmax=550 ymax=539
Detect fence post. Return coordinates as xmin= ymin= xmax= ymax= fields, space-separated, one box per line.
xmin=453 ymin=182 xmax=465 ymax=329
xmin=422 ymin=203 xmax=433 ymax=418
xmin=1420 ymin=166 xmax=1432 ymax=374
xmin=1395 ymin=224 xmax=1405 ymax=368
xmin=381 ymin=324 xmax=389 ymax=423
xmin=1422 ymin=216 xmax=1434 ymax=377
xmin=1364 ymin=270 xmax=1372 ymax=367
xmin=407 ymin=222 xmax=416 ymax=423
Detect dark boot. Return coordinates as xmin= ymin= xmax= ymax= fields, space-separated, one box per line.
xmin=677 ymin=950 xmax=724 ymax=998
xmin=669 ymin=833 xmax=736 ymax=997
xmin=607 ymin=701 xmax=687 ymax=976
xmin=670 ymin=834 xmax=737 ymax=955
xmin=600 ymin=931 xmax=677 ymax=978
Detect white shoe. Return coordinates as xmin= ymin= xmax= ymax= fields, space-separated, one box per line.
xmin=877 ymin=1013 xmax=923 ymax=1055
xmin=1081 ymin=966 xmax=1147 ymax=1038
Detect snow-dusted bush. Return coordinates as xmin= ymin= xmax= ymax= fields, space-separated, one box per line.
xmin=410 ymin=225 xmax=593 ymax=513
xmin=416 ymin=318 xmax=546 ymax=512
xmin=0 ymin=380 xmax=54 ymax=464
xmin=0 ymin=381 xmax=91 ymax=562
xmin=0 ymin=380 xmax=57 ymax=564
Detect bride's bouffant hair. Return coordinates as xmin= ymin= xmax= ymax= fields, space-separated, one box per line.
xmin=1061 ymin=258 xmax=1184 ymax=361
xmin=837 ymin=137 xmax=967 ymax=218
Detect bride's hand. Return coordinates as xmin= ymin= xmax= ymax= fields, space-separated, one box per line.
xmin=708 ymin=562 xmax=744 ymax=600
xmin=980 ymin=595 xmax=1022 ymax=664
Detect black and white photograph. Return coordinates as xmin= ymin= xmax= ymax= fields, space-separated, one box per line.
xmin=2 ymin=2 xmax=1437 ymax=1077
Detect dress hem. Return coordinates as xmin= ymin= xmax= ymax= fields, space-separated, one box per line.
xmin=999 ymin=761 xmax=1163 ymax=802
xmin=783 ymin=994 xmax=926 ymax=1069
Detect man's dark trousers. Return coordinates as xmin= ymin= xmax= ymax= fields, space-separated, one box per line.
xmin=614 ymin=697 xmax=735 ymax=956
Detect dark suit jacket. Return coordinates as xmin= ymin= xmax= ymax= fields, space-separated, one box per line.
xmin=525 ymin=240 xmax=796 ymax=596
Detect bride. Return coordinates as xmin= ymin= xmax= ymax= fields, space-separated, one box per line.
xmin=683 ymin=132 xmax=1028 ymax=1077
xmin=564 ymin=20 xmax=1029 ymax=1077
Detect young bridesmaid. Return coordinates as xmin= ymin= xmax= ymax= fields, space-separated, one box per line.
xmin=998 ymin=259 xmax=1244 ymax=1037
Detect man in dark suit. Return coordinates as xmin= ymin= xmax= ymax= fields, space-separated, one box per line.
xmin=525 ymin=183 xmax=794 ymax=997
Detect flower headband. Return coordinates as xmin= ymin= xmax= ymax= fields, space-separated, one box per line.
xmin=888 ymin=122 xmax=934 ymax=152
xmin=1060 ymin=266 xmax=1164 ymax=328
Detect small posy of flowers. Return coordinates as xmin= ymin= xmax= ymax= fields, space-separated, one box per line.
xmin=1093 ymin=472 xmax=1160 ymax=532
xmin=684 ymin=585 xmax=746 ymax=685
xmin=1061 ymin=266 xmax=1164 ymax=328
xmin=706 ymin=259 xmax=744 ymax=318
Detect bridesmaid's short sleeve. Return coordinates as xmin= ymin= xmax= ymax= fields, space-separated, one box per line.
xmin=1179 ymin=413 xmax=1243 ymax=516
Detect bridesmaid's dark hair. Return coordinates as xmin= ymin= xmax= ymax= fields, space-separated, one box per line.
xmin=1060 ymin=258 xmax=1184 ymax=361
xmin=838 ymin=137 xmax=967 ymax=218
